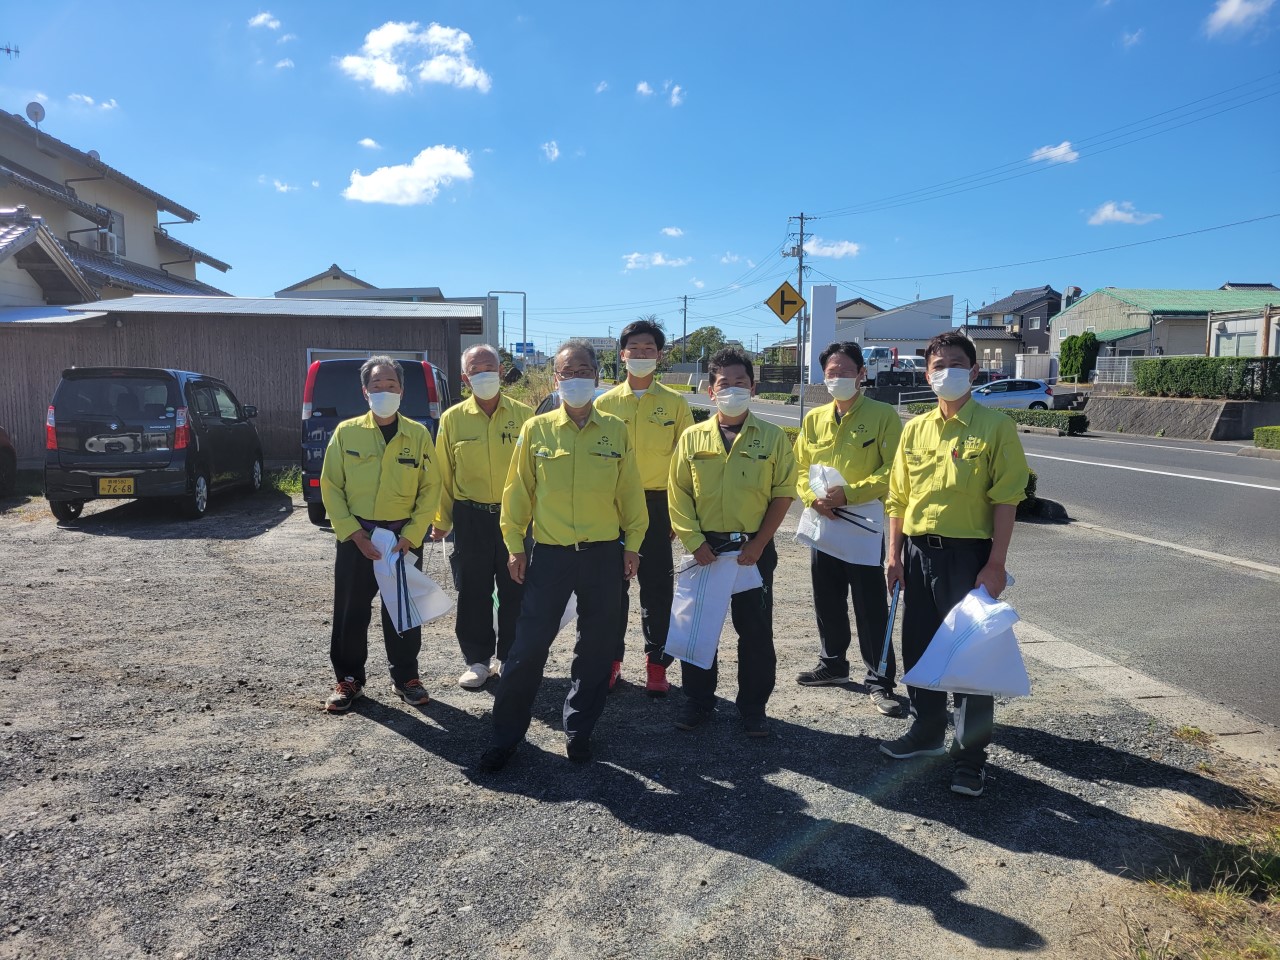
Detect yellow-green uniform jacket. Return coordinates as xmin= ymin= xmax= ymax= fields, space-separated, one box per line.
xmin=433 ymin=393 xmax=535 ymax=532
xmin=500 ymin=405 xmax=648 ymax=554
xmin=668 ymin=413 xmax=798 ymax=554
xmin=794 ymin=394 xmax=903 ymax=507
xmin=319 ymin=412 xmax=442 ymax=548
xmin=594 ymin=380 xmax=695 ymax=491
xmin=886 ymin=398 xmax=1030 ymax=539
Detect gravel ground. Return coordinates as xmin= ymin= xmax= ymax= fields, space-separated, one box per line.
xmin=0 ymin=489 xmax=1253 ymax=959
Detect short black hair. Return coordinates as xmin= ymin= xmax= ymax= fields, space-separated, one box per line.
xmin=619 ymin=318 xmax=666 ymax=352
xmin=818 ymin=341 xmax=865 ymax=370
xmin=708 ymin=347 xmax=754 ymax=385
xmin=924 ymin=331 xmax=977 ymax=367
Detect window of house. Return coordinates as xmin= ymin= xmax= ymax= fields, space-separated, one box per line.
xmin=1085 ymin=325 xmax=1096 ymax=333
xmin=1059 ymin=328 xmax=1068 ymax=339
xmin=1029 ymin=316 xmax=1041 ymax=330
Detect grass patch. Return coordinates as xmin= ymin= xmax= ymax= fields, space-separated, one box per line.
xmin=757 ymin=392 xmax=792 ymax=402
xmin=1175 ymin=725 xmax=1215 ymax=747
xmin=267 ymin=466 xmax=302 ymax=497
xmin=506 ymin=366 xmax=556 ymax=411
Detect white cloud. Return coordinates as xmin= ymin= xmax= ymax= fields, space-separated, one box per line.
xmin=249 ymin=12 xmax=281 ymax=30
xmin=690 ymin=278 xmax=705 ymax=289
xmin=339 ymin=20 xmax=492 ymax=94
xmin=68 ymin=93 xmax=94 ymax=106
xmin=803 ymin=237 xmax=861 ymax=259
xmin=99 ymin=98 xmax=118 ymax=110
xmin=279 ymin=33 xmax=297 ymax=43
xmin=1087 ymin=200 xmax=1162 ymax=226
xmin=343 ymin=145 xmax=473 ymax=205
xmin=311 ymin=180 xmax=320 ymax=188
xmin=1206 ymin=0 xmax=1275 ymax=34
xmin=720 ymin=252 xmax=740 ymax=264
xmin=669 ymin=84 xmax=684 ymax=107
xmin=541 ymin=140 xmax=560 ymax=162
xmin=1122 ymin=28 xmax=1144 ymax=48
xmin=358 ymin=137 xmax=382 ymax=149
xmin=636 ymin=81 xmax=653 ymax=96
xmin=275 ymin=58 xmax=294 ymax=69
xmin=595 ymin=80 xmax=608 ymax=93
xmin=622 ymin=252 xmax=692 ymax=270
xmin=35 ymin=92 xmax=48 ymax=102
xmin=661 ymin=226 xmax=683 ymax=237
xmin=272 ymin=179 xmax=297 ymax=193
xmin=1029 ymin=140 xmax=1080 ymax=164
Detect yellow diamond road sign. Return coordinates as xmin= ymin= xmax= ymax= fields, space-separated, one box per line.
xmin=766 ymin=281 xmax=805 ymax=324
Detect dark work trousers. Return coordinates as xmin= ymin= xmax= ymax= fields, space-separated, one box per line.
xmin=330 ymin=537 xmax=423 ymax=687
xmin=451 ymin=502 xmax=525 ymax=667
xmin=491 ymin=540 xmax=623 ymax=749
xmin=680 ymin=539 xmax=778 ymax=719
xmin=615 ymin=491 xmax=675 ymax=666
xmin=811 ymin=544 xmax=894 ymax=692
xmin=900 ymin=536 xmax=995 ymax=766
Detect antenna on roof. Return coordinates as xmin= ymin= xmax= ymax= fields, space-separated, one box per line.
xmin=1 ymin=44 xmax=18 ymax=60
xmin=25 ymin=100 xmax=45 ymax=127
xmin=87 ymin=149 xmax=100 ymax=161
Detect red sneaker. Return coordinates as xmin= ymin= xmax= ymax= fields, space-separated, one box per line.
xmin=608 ymin=660 xmax=623 ymax=691
xmin=645 ymin=662 xmax=670 ymax=697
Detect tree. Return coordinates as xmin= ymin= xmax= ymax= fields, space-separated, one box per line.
xmin=667 ymin=325 xmax=727 ymax=369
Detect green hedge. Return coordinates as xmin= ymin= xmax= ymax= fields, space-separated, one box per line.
xmin=904 ymin=403 xmax=1088 ymax=435
xmin=691 ymin=406 xmax=712 ymax=423
xmin=757 ymin=392 xmax=792 ymax=402
xmin=1256 ymin=426 xmax=1280 ymax=450
xmin=1134 ymin=356 xmax=1280 ymax=401
xmin=663 ymin=383 xmax=696 ymax=393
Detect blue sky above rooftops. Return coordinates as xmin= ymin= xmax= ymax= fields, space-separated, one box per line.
xmin=2 ymin=0 xmax=1278 ymax=351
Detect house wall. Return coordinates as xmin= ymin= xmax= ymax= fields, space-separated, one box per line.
xmin=1162 ymin=318 xmax=1212 ymax=356
xmin=1052 ymin=295 xmax=1150 ymax=354
xmin=290 ymin=276 xmax=372 ymax=293
xmin=0 ymin=258 xmax=45 ymax=306
xmin=1208 ymin=314 xmax=1275 ymax=356
xmin=839 ymin=296 xmax=954 ymax=346
xmin=0 ymin=312 xmax=461 ymax=463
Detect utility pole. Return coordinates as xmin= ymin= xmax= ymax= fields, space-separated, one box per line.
xmin=785 ymin=212 xmax=809 ymax=419
xmin=681 ymin=295 xmax=688 ymax=364
xmin=501 ymin=310 xmax=506 ymax=351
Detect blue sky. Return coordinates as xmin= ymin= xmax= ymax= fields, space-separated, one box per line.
xmin=2 ymin=1 xmax=1278 ymax=352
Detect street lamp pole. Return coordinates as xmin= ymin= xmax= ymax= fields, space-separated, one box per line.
xmin=487 ymin=290 xmax=527 ymax=366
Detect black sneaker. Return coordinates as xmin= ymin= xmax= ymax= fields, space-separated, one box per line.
xmin=393 ymin=678 xmax=430 ymax=707
xmin=796 ymin=665 xmax=850 ymax=686
xmin=879 ymin=732 xmax=947 ymax=759
xmin=325 ymin=678 xmax=364 ymax=713
xmin=868 ymin=687 xmax=903 ymax=717
xmin=477 ymin=745 xmax=516 ymax=773
xmin=741 ymin=715 xmax=771 ymax=738
xmin=951 ymin=764 xmax=986 ymax=797
xmin=674 ymin=702 xmax=713 ymax=731
xmin=565 ymin=737 xmax=593 ymax=763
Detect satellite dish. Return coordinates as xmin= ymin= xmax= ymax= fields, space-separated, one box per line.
xmin=25 ymin=101 xmax=45 ymax=125
xmin=88 ymin=150 xmax=101 ymax=161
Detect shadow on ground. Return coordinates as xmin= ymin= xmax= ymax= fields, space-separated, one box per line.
xmin=47 ymin=489 xmax=295 ymax=540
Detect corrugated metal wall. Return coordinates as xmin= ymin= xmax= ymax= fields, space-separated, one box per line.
xmin=0 ymin=312 xmax=461 ymax=463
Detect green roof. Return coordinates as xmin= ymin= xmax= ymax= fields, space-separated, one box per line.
xmin=1080 ymin=288 xmax=1279 ymax=315
xmin=1094 ymin=326 xmax=1148 ymax=343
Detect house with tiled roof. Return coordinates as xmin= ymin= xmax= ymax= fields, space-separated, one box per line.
xmin=970 ymin=285 xmax=1062 ymax=354
xmin=1050 ymin=287 xmax=1279 ymax=358
xmin=0 ymin=109 xmax=230 ymax=305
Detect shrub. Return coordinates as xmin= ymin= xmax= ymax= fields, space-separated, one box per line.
xmin=757 ymin=392 xmax=792 ymax=402
xmin=903 ymin=403 xmax=1088 ymax=435
xmin=1059 ymin=332 xmax=1099 ymax=382
xmin=783 ymin=426 xmax=800 ymax=446
xmin=1134 ymin=356 xmax=1280 ymax=401
xmin=1025 ymin=468 xmax=1037 ymax=502
xmin=1256 ymin=426 xmax=1280 ymax=450
xmin=691 ymin=406 xmax=712 ymax=423
xmin=662 ymin=383 xmax=695 ymax=393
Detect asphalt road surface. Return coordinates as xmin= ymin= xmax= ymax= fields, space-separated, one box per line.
xmin=692 ymin=394 xmax=1280 ymax=727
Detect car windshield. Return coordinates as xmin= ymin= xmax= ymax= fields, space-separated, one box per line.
xmin=312 ymin=363 xmax=434 ymax=419
xmin=54 ymin=376 xmax=180 ymax=420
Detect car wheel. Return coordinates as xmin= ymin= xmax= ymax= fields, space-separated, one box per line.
xmin=249 ymin=456 xmax=263 ymax=493
xmin=1029 ymin=402 xmax=1048 ymax=410
xmin=183 ymin=472 xmax=210 ymax=519
xmin=0 ymin=450 xmax=15 ymax=497
xmin=49 ymin=499 xmax=84 ymax=523
xmin=307 ymin=502 xmax=329 ymax=526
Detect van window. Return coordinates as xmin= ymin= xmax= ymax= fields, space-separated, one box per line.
xmin=312 ymin=362 xmax=434 ymax=420
xmin=54 ymin=375 xmax=180 ymax=420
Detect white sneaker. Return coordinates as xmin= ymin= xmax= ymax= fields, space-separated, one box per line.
xmin=458 ymin=663 xmax=491 ymax=689
xmin=489 ymin=658 xmax=503 ymax=678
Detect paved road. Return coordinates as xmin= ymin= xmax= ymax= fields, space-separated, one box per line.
xmin=692 ymin=394 xmax=1280 ymax=726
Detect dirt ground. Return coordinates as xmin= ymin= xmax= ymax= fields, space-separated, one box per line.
xmin=0 ymin=488 xmax=1253 ymax=959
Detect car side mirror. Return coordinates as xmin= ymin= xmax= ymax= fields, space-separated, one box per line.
xmin=243 ymin=405 xmax=258 ymax=418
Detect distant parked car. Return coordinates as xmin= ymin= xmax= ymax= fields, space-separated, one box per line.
xmin=972 ymin=378 xmax=1053 ymax=410
xmin=0 ymin=425 xmax=16 ymax=496
xmin=44 ymin=367 xmax=263 ymax=522
xmin=301 ymin=358 xmax=453 ymax=526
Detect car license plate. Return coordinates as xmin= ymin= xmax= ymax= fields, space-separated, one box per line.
xmin=98 ymin=478 xmax=135 ymax=496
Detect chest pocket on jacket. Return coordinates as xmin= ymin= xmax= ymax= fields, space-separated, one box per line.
xmin=533 ymin=448 xmax=572 ymax=488
xmin=583 ymin=449 xmax=621 ymax=491
xmin=688 ymin=450 xmax=724 ymax=496
xmin=735 ymin=450 xmax=771 ymax=487
xmin=643 ymin=412 xmax=678 ymax=453
xmin=948 ymin=441 xmax=988 ymax=490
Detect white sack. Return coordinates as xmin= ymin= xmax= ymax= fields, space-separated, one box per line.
xmin=795 ymin=465 xmax=884 ymax=567
xmin=901 ymin=586 xmax=1030 ymax=698
xmin=666 ymin=552 xmax=763 ymax=670
xmin=371 ymin=528 xmax=455 ymax=634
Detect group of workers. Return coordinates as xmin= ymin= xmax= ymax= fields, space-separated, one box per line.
xmin=318 ymin=320 xmax=1029 ymax=798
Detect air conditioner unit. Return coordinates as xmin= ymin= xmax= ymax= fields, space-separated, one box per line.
xmin=100 ymin=233 xmax=118 ymax=256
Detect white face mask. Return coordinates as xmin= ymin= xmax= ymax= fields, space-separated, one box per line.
xmin=714 ymin=386 xmax=751 ymax=417
xmin=557 ymin=378 xmax=597 ymax=409
xmin=824 ymin=377 xmax=860 ymax=402
xmin=468 ymin=371 xmax=501 ymax=401
xmin=928 ymin=367 xmax=973 ymax=402
xmin=367 ymin=390 xmax=401 ymax=418
xmin=625 ymin=357 xmax=658 ymax=378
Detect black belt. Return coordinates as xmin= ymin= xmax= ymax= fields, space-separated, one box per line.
xmin=644 ymin=489 xmax=667 ymax=500
xmin=910 ymin=534 xmax=991 ymax=550
xmin=703 ymin=530 xmax=756 ymax=549
xmin=459 ymin=500 xmax=501 ymax=513
xmin=539 ymin=539 xmax=620 ymax=552
xmin=356 ymin=517 xmax=408 ymax=534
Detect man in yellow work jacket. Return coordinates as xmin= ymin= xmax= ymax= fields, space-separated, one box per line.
xmin=794 ymin=341 xmax=904 ymax=716
xmin=320 ymin=356 xmax=442 ymax=713
xmin=668 ymin=347 xmax=796 ymax=738
xmin=596 ymin=318 xmax=694 ymax=696
xmin=478 ymin=340 xmax=647 ymax=771
xmin=430 ymin=344 xmax=534 ymax=690
xmin=882 ymin=331 xmax=1029 ymax=798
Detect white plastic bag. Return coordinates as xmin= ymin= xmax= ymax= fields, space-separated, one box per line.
xmin=901 ymin=586 xmax=1030 ymax=698
xmin=665 ymin=552 xmax=763 ymax=669
xmin=370 ymin=528 xmax=455 ymax=634
xmin=795 ymin=464 xmax=884 ymax=566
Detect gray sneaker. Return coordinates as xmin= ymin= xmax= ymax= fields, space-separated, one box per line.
xmin=393 ymin=678 xmax=430 ymax=707
xmin=869 ymin=688 xmax=903 ymax=717
xmin=796 ymin=665 xmax=850 ymax=686
xmin=325 ymin=678 xmax=364 ymax=713
xmin=951 ymin=764 xmax=986 ymax=797
xmin=879 ymin=732 xmax=946 ymax=759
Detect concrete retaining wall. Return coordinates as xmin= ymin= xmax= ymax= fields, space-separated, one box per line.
xmin=1084 ymin=396 xmax=1280 ymax=440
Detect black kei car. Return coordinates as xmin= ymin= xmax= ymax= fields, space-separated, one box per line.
xmin=44 ymin=367 xmax=263 ymax=522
